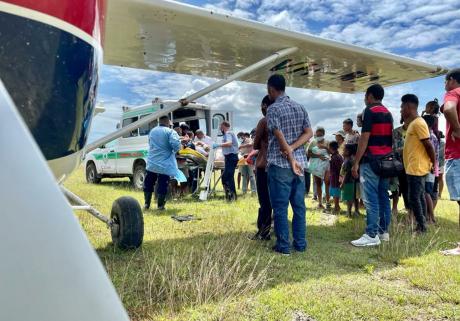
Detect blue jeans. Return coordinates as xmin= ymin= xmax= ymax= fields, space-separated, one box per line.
xmin=268 ymin=165 xmax=306 ymax=253
xmin=360 ymin=162 xmax=391 ymax=237
xmin=445 ymin=159 xmax=460 ymax=201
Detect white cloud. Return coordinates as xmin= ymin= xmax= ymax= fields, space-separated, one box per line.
xmin=257 ymin=9 xmax=308 ymax=32
xmin=415 ymin=46 xmax=460 ymax=68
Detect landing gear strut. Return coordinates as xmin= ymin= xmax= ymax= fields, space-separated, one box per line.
xmin=61 ymin=186 xmax=144 ymax=249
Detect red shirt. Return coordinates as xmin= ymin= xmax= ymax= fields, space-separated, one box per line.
xmin=443 ymin=87 xmax=460 ymax=160
xmin=362 ymin=104 xmax=393 ymax=158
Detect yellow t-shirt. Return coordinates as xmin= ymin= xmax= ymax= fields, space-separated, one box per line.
xmin=403 ymin=117 xmax=431 ymax=176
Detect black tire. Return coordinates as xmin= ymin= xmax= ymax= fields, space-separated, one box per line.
xmin=132 ymin=163 xmax=146 ymax=190
xmin=86 ymin=162 xmax=101 ymax=184
xmin=110 ymin=196 xmax=144 ymax=249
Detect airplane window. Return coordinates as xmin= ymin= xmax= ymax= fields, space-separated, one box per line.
xmin=122 ymin=117 xmax=139 ymax=138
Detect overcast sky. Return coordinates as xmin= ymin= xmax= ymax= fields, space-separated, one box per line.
xmin=90 ymin=0 xmax=460 ymax=141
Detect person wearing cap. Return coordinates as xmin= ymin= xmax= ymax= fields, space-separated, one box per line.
xmin=334 ymin=130 xmax=346 ymax=155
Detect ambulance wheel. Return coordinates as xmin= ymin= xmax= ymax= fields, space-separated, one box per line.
xmin=86 ymin=162 xmax=101 ymax=184
xmin=132 ymin=163 xmax=146 ymax=190
xmin=110 ymin=197 xmax=144 ymax=249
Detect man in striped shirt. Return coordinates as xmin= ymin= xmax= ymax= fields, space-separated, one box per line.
xmin=352 ymin=84 xmax=394 ymax=247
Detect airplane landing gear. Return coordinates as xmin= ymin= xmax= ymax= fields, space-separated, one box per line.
xmin=61 ymin=187 xmax=144 ymax=249
xmin=110 ymin=197 xmax=143 ymax=249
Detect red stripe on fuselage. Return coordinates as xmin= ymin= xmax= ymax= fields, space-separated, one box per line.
xmin=3 ymin=0 xmax=106 ymax=44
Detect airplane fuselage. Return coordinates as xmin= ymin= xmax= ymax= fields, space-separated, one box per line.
xmin=0 ymin=0 xmax=105 ymax=180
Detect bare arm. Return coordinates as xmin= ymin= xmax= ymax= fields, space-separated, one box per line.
xmin=253 ymin=119 xmax=265 ymax=150
xmin=220 ymin=133 xmax=234 ymax=148
xmin=239 ymin=142 xmax=253 ymax=149
xmin=221 ymin=141 xmax=233 ymax=147
xmin=444 ymin=101 xmax=460 ymax=140
xmin=352 ymin=132 xmax=370 ymax=178
xmin=274 ymin=129 xmax=292 ymax=158
xmin=290 ymin=127 xmax=313 ymax=151
xmin=308 ymin=142 xmax=328 ymax=160
xmin=274 ymin=129 xmax=303 ymax=175
xmin=421 ymin=139 xmax=436 ymax=169
xmin=354 ymin=132 xmax=370 ymax=165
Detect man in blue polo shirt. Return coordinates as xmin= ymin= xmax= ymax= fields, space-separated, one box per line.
xmin=213 ymin=121 xmax=239 ymax=201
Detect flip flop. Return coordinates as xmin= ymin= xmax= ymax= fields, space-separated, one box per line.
xmin=440 ymin=243 xmax=460 ymax=256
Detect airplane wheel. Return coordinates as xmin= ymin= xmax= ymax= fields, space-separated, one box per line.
xmin=110 ymin=197 xmax=144 ymax=249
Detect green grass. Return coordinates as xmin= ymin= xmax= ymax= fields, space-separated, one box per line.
xmin=65 ymin=168 xmax=460 ymax=321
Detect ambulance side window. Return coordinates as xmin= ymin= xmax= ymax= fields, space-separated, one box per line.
xmin=139 ymin=114 xmax=158 ymax=136
xmin=122 ymin=117 xmax=139 ymax=138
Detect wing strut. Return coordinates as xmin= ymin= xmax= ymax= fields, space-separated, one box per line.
xmin=85 ymin=47 xmax=298 ymax=153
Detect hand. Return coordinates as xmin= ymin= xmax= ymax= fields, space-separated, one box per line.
xmin=212 ymin=143 xmax=220 ymax=149
xmin=281 ymin=145 xmax=293 ymax=158
xmin=290 ymin=159 xmax=304 ymax=176
xmin=452 ymin=128 xmax=460 ymax=142
xmin=352 ymin=163 xmax=360 ymax=179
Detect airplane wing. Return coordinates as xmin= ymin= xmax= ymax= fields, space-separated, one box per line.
xmin=104 ymin=0 xmax=447 ymax=93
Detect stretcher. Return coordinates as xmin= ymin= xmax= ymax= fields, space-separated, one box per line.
xmin=177 ymin=148 xmax=226 ymax=200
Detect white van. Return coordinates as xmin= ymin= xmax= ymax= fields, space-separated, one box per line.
xmin=84 ymin=100 xmax=232 ymax=189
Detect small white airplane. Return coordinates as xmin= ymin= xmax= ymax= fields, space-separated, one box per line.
xmin=0 ymin=0 xmax=447 ymax=320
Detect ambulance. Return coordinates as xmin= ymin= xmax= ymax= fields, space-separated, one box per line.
xmin=84 ymin=100 xmax=232 ymax=189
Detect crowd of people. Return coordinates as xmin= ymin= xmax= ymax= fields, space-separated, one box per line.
xmin=141 ymin=69 xmax=460 ymax=256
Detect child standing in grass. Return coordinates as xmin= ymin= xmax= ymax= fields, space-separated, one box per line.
xmin=340 ymin=144 xmax=360 ymax=216
xmin=328 ymin=141 xmax=343 ymax=214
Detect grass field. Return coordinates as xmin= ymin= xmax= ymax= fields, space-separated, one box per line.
xmin=65 ymin=168 xmax=460 ymax=321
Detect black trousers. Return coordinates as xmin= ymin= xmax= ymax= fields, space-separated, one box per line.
xmin=407 ymin=174 xmax=427 ymax=231
xmin=222 ymin=153 xmax=238 ymax=194
xmin=144 ymin=170 xmax=170 ymax=196
xmin=256 ymin=167 xmax=272 ymax=237
xmin=398 ymin=170 xmax=409 ymax=209
xmin=188 ymin=168 xmax=199 ymax=193
xmin=304 ymin=170 xmax=311 ymax=196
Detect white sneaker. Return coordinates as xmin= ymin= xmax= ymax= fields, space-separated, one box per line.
xmin=379 ymin=232 xmax=390 ymax=242
xmin=351 ymin=234 xmax=381 ymax=247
